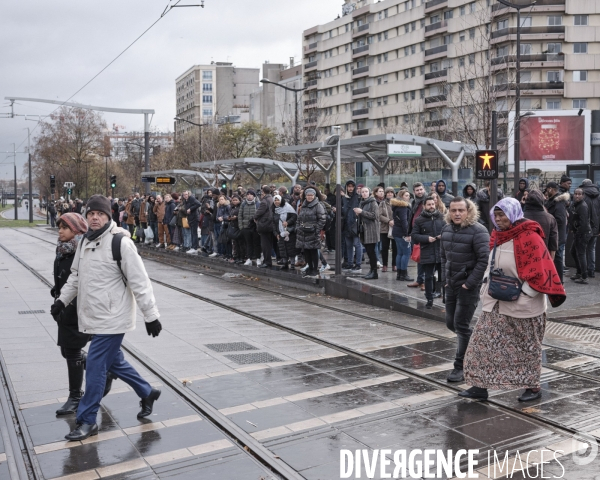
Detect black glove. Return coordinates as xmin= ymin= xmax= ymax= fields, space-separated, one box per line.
xmin=145 ymin=319 xmax=162 ymax=338
xmin=50 ymin=287 xmax=56 ymax=298
xmin=50 ymin=300 xmax=65 ymax=320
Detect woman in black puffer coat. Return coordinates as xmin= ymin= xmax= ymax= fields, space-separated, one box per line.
xmin=296 ymin=188 xmax=326 ymax=278
xmin=355 ymin=187 xmax=380 ymax=280
xmin=52 ymin=214 xmax=114 ymax=416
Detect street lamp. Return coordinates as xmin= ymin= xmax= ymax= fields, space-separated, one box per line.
xmin=260 ymin=79 xmax=306 ymax=164
xmin=496 ymin=0 xmax=536 ymax=194
xmin=174 ymin=117 xmax=207 ymax=163
xmin=330 ymin=127 xmax=342 ymax=276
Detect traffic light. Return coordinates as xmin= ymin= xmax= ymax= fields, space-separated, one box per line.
xmin=67 ymin=188 xmax=72 ymax=195
xmin=221 ymin=181 xmax=227 ymax=190
xmin=50 ymin=175 xmax=56 ymax=190
xmin=110 ymin=175 xmax=117 ymax=189
xmin=475 ymin=150 xmax=499 ymax=180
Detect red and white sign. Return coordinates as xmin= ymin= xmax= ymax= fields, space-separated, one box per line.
xmin=520 ymin=115 xmax=585 ymax=162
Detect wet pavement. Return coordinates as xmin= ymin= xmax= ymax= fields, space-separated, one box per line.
xmin=1 ymin=227 xmax=599 ymax=479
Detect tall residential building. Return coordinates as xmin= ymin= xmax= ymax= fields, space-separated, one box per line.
xmin=249 ymin=61 xmax=303 ymax=138
xmin=301 ymin=0 xmax=599 ymax=143
xmin=175 ymin=62 xmax=259 ymax=135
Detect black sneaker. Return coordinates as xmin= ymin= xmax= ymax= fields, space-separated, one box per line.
xmin=570 ymin=273 xmax=582 ymax=280
xmin=518 ymin=388 xmax=542 ymax=402
xmin=351 ymin=265 xmax=362 ymax=272
xmin=425 ymin=300 xmax=433 ymax=309
xmin=458 ymin=386 xmax=488 ymax=401
xmin=446 ymin=369 xmax=464 ymax=382
xmin=574 ymin=278 xmax=589 ymax=284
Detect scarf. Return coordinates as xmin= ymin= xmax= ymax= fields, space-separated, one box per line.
xmin=275 ymin=202 xmax=296 ymax=236
xmin=490 ymin=219 xmax=566 ymax=308
xmin=56 ymin=238 xmax=79 ymax=259
xmin=85 ymin=221 xmax=111 ymax=241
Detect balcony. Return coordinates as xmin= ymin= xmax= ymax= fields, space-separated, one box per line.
xmin=492 ymin=0 xmax=564 ymax=13
xmin=304 ymin=117 xmax=317 ymax=126
xmin=491 ymin=26 xmax=565 ymax=43
xmin=425 ymin=0 xmax=447 ymax=12
xmin=303 ymin=79 xmax=318 ymax=90
xmin=424 ymin=94 xmax=447 ymax=107
xmin=353 ymin=23 xmax=370 ymax=38
xmin=352 ymin=108 xmax=369 ymax=118
xmin=352 ymin=44 xmax=370 ymax=58
xmin=425 ymin=20 xmax=448 ymax=37
xmin=304 ymin=98 xmax=317 ymax=108
xmin=304 ymin=42 xmax=318 ymax=53
xmin=492 ymin=81 xmax=564 ymax=95
xmin=491 ymin=53 xmax=564 ymax=65
xmin=424 ymin=44 xmax=448 ymax=59
xmin=352 ymin=65 xmax=369 ymax=78
xmin=305 ymin=60 xmax=318 ymax=72
xmin=352 ymin=87 xmax=370 ymax=98
xmin=424 ymin=70 xmax=448 ymax=83
xmin=425 ymin=119 xmax=448 ymax=128
xmin=352 ymin=129 xmax=369 ymax=137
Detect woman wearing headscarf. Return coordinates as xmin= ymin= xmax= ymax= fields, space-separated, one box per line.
xmin=272 ymin=194 xmax=297 ymax=270
xmin=354 ymin=187 xmax=380 ymax=280
xmin=52 ymin=213 xmax=115 ymax=415
xmin=460 ymin=198 xmax=566 ymax=402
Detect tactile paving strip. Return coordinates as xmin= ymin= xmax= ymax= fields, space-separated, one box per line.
xmin=224 ymin=352 xmax=283 ymax=364
xmin=227 ymin=294 xmax=252 ymax=298
xmin=18 ymin=310 xmax=45 ymax=314
xmin=205 ymin=342 xmax=258 ymax=352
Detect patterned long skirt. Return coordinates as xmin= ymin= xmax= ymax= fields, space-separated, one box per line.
xmin=464 ymin=303 xmax=546 ymax=390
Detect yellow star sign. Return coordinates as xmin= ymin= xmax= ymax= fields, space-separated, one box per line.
xmin=479 ymin=152 xmax=494 ymax=169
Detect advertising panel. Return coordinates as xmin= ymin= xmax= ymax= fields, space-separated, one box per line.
xmin=520 ymin=115 xmax=585 ymax=162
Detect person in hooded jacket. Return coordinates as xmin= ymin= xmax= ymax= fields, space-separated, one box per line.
xmin=411 ymin=196 xmax=445 ymax=308
xmin=435 ymin=180 xmax=454 ymax=208
xmin=239 ymin=190 xmax=262 ymax=266
xmin=462 ymin=183 xmax=478 ymax=205
xmin=515 ymin=178 xmax=529 ymax=203
xmin=296 ymin=188 xmax=326 ymax=278
xmin=579 ymin=179 xmax=600 ymax=277
xmin=182 ymin=190 xmax=201 ymax=254
xmin=272 ymin=195 xmax=297 ymax=270
xmin=341 ymin=180 xmax=362 ymax=272
xmin=476 ymin=180 xmax=505 ymax=229
xmin=392 ymin=190 xmax=414 ymax=281
xmin=163 ymin=194 xmax=177 ymax=248
xmin=544 ymin=181 xmax=570 ymax=283
xmin=354 ymin=187 xmax=380 ymax=279
xmin=569 ymin=188 xmax=592 ymax=284
xmin=523 ymin=189 xmax=558 ymax=256
xmin=254 ymin=185 xmax=274 ymax=268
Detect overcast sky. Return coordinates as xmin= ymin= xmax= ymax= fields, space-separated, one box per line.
xmin=0 ymin=0 xmax=340 ymax=180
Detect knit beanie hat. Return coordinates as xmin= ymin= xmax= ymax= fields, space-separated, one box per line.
xmin=385 ymin=187 xmax=395 ymax=194
xmin=525 ymin=189 xmax=545 ymax=206
xmin=84 ymin=195 xmax=112 ymax=220
xmin=305 ymin=188 xmax=316 ymax=196
xmin=246 ymin=189 xmax=256 ymax=197
xmin=57 ymin=212 xmax=88 ymax=235
xmin=560 ymin=175 xmax=572 ymax=184
xmin=580 ymin=179 xmax=593 ymax=187
xmin=171 ymin=193 xmax=180 ymax=201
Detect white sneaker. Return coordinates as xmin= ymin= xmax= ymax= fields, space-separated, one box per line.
xmin=154 ymin=243 xmax=161 ymax=248
xmin=244 ymin=259 xmax=252 ymax=266
xmin=209 ymin=252 xmax=218 ymax=257
xmin=377 ymin=261 xmax=383 ymax=269
xmin=301 ymin=264 xmax=309 ymax=272
xmin=320 ymin=264 xmax=331 ymax=272
xmin=256 ymin=259 xmax=262 ymax=266
xmin=172 ymin=246 xmax=179 ymax=251
xmin=186 ymin=248 xmax=197 ymax=254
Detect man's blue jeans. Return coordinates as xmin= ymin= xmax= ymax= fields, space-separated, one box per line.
xmin=587 ymin=236 xmax=597 ymax=275
xmin=77 ymin=334 xmax=152 ymax=425
xmin=345 ymin=235 xmax=362 ymax=267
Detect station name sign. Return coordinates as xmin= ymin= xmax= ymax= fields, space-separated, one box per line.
xmin=156 ymin=177 xmax=176 ymax=185
xmin=387 ymin=144 xmax=422 ymax=157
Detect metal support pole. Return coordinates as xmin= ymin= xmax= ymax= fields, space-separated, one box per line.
xmin=491 ymin=111 xmax=498 ymax=212
xmin=27 ymin=129 xmax=32 ymax=223
xmin=513 ymin=8 xmax=521 ymax=197
xmin=199 ymin=124 xmax=202 ymax=163
xmin=13 ymin=144 xmax=17 ymax=220
xmin=105 ymin=156 xmax=108 ymax=196
xmin=334 ymin=126 xmax=342 ymax=276
xmin=294 ymin=90 xmax=300 ymax=168
xmin=144 ymin=113 xmax=150 ymax=195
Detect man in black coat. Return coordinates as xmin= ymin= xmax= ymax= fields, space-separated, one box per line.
xmin=254 ymin=185 xmax=274 ymax=268
xmin=341 ymin=180 xmax=361 ymax=271
xmin=523 ymin=189 xmax=558 ymax=255
xmin=407 ymin=182 xmax=427 ymax=288
xmin=570 ymin=188 xmax=592 ymax=284
xmin=545 ymin=182 xmax=570 ymax=283
xmin=440 ymin=197 xmax=490 ymax=383
xmin=183 ymin=190 xmax=201 ymax=253
xmin=580 ymin=179 xmax=600 ymax=277
xmin=411 ymin=196 xmax=445 ymax=309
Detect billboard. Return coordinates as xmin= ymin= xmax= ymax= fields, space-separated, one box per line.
xmin=508 ymin=110 xmax=591 ymax=172
xmin=520 ymin=115 xmax=585 ymax=162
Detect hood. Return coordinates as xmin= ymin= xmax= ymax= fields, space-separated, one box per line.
xmin=436 ymin=179 xmax=447 ymax=194
xmin=344 ymin=190 xmax=358 ymax=199
xmin=549 ymin=192 xmax=570 ymax=204
xmin=218 ymin=200 xmax=231 ymax=206
xmin=581 ymin=184 xmax=599 ymax=199
xmin=360 ymin=196 xmax=376 ymax=206
xmin=110 ymin=222 xmax=132 ymax=238
xmin=303 ymin=197 xmax=320 ymax=208
xmin=275 ymin=201 xmax=295 ymax=216
xmin=519 ymin=178 xmax=529 ymax=191
xmin=462 ymin=183 xmax=477 ymax=197
xmin=444 ymin=198 xmax=480 ymax=227
xmin=391 ymin=198 xmax=410 ymax=208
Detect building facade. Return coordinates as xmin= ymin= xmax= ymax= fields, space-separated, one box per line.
xmin=301 ymin=0 xmax=600 ymax=143
xmin=175 ymin=62 xmax=259 ymax=135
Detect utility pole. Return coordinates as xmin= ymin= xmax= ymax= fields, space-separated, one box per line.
xmin=13 ymin=143 xmax=17 ymax=220
xmin=26 ymin=128 xmax=33 ymax=223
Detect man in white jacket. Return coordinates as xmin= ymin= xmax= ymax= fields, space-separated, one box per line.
xmin=51 ymin=195 xmax=162 ymax=441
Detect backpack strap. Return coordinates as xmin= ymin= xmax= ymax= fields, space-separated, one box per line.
xmin=111 ymin=233 xmax=127 ymax=285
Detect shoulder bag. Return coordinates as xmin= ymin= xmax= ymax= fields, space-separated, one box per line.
xmin=487 ymin=240 xmax=523 ymax=302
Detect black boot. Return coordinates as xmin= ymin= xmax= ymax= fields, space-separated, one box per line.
xmin=396 ymin=270 xmax=405 ymax=281
xmin=56 ymin=359 xmax=84 ymax=416
xmin=65 ymin=423 xmax=98 ymax=441
xmin=432 ymin=280 xmax=442 ymax=298
xmin=363 ymin=269 xmax=378 ymax=280
xmin=403 ymin=270 xmax=415 ymax=282
xmin=280 ymin=259 xmax=289 ymax=271
xmin=138 ymin=388 xmax=161 ymax=418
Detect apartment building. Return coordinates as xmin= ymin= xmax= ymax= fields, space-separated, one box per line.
xmin=103 ymin=131 xmax=174 ymax=158
xmin=301 ymin=0 xmax=599 ymax=143
xmin=175 ymin=62 xmax=259 ymax=135
xmin=249 ymin=61 xmax=303 ymax=136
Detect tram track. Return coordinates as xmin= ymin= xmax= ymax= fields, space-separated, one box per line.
xmin=4 ymin=228 xmax=600 ymax=447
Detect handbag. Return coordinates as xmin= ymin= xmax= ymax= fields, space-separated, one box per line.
xmin=182 ymin=216 xmax=189 ymax=229
xmin=487 ymin=240 xmax=523 ymax=302
xmin=228 ymin=225 xmax=242 ymax=240
xmin=169 ymin=215 xmax=177 ymax=227
xmin=387 ymin=228 xmax=394 ymax=239
xmin=410 ymin=243 xmax=421 ymax=263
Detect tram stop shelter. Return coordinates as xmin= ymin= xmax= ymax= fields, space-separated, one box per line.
xmin=191 ymin=158 xmax=301 ymax=189
xmin=276 ymin=133 xmax=477 ymax=196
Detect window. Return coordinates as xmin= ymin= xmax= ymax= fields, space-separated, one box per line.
xmin=404 ymin=46 xmax=409 ymax=56
xmin=443 ymin=34 xmax=453 ymax=45
xmin=573 ymin=99 xmax=587 ymax=109
xmin=459 ymin=56 xmax=465 ymax=67
xmin=420 ymin=19 xmax=425 ymax=28
xmin=202 ymin=108 xmax=213 ymax=117
xmin=496 ymin=45 xmax=508 ymax=57
xmin=573 ymin=71 xmax=588 ymax=82
xmin=520 ymin=16 xmax=532 ymax=27
xmin=410 ymin=90 xmax=416 ymax=100
xmin=469 ymin=28 xmax=475 ymax=39
xmin=431 ymin=14 xmax=440 ymax=24
xmin=411 ymin=22 xmax=416 ymax=31
xmin=420 ymin=42 xmax=425 ymax=52
xmin=411 ymin=67 xmax=416 ymax=77
xmin=470 ymin=2 xmax=476 ymax=13
xmin=521 ymin=71 xmax=532 ymax=83
xmin=520 ymin=44 xmax=532 ymax=55
xmin=460 ymin=5 xmax=465 ymax=16
xmin=547 ymin=71 xmax=561 ymax=82
xmin=459 ymin=31 xmax=465 ymax=41
xmin=367 ymin=35 xmax=374 ymax=44
xmin=202 ymin=83 xmax=212 ymax=92
xmin=404 ymin=69 xmax=409 ymax=79
xmin=420 ymin=89 xmax=425 ymax=99
xmin=420 ymin=66 xmax=425 ymax=75
xmin=546 ymin=99 xmax=561 ymax=110
xmin=548 ymin=16 xmax=562 ymax=26
xmin=547 ymin=43 xmax=561 ymax=54
xmin=443 ymin=10 xmax=453 ymax=20
xmin=468 ymin=79 xmax=475 ymax=90
xmin=404 ymin=92 xmax=409 ymax=101
xmin=431 ymin=62 xmax=439 ymax=72
xmin=574 ymin=43 xmax=587 ymax=54
xmin=469 ymin=53 xmax=475 ymax=64
xmin=497 ymin=19 xmax=508 ymax=30
xmin=202 ymin=71 xmax=212 ymax=80
xmin=574 ymin=15 xmax=588 ymax=26
xmin=405 ymin=24 xmax=410 ymax=33
xmin=202 ymin=95 xmax=212 ymax=103
xmin=411 ymin=44 xmax=416 ymax=54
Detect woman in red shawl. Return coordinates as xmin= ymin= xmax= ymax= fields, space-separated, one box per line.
xmin=460 ymin=198 xmax=566 ymax=402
